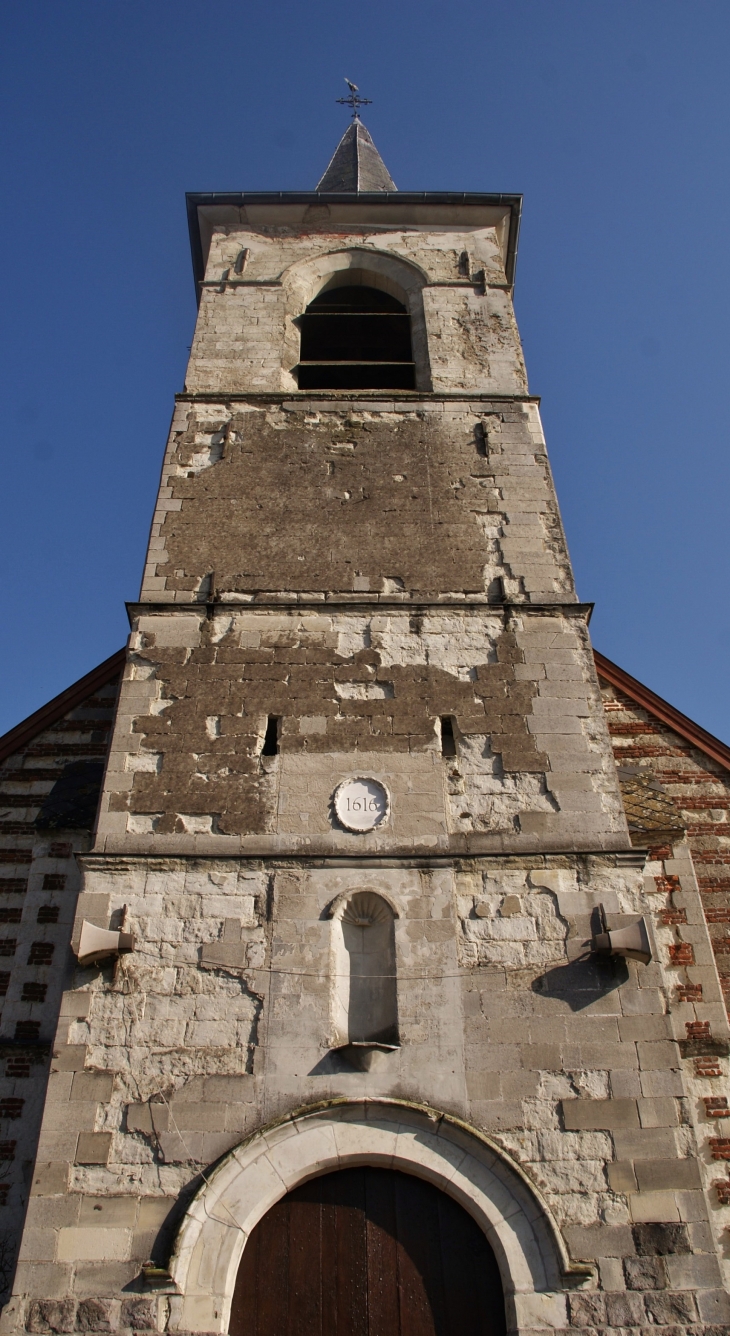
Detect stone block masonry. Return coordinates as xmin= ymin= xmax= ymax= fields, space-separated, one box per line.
xmin=186 ymin=221 xmax=526 ymax=397
xmin=94 ymin=604 xmax=628 ymax=857
xmin=6 ymin=844 xmax=729 ymax=1332
xmin=142 ymin=400 xmax=574 ymax=607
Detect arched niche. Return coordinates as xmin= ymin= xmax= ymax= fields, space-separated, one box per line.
xmin=330 ymin=891 xmax=399 ymax=1050
xmin=166 ymin=1099 xmax=580 ymax=1336
xmin=280 ymin=248 xmax=432 ymax=392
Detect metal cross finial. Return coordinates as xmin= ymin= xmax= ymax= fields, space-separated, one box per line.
xmin=336 ymin=78 xmax=372 ymax=120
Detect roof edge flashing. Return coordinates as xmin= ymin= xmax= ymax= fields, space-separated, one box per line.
xmin=186 ymin=192 xmax=522 ymax=299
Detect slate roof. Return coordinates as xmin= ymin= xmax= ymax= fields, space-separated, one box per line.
xmin=316 ymin=120 xmax=397 ymax=193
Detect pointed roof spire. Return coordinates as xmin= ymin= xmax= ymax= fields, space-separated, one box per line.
xmin=316 ymin=81 xmax=396 ymax=192
xmin=316 ymin=121 xmax=397 ymax=192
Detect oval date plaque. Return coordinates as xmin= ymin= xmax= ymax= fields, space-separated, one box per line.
xmin=333 ymin=777 xmax=390 ymax=833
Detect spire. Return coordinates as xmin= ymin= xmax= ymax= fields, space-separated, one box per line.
xmin=317 ymin=81 xmax=396 ymax=192
xmin=316 ymin=120 xmax=397 ymax=193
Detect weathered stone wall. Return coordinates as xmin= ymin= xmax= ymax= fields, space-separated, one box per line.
xmin=186 ymin=224 xmax=526 ymax=396
xmin=4 ymin=845 xmax=727 ymax=1332
xmin=142 ymin=400 xmax=574 ymax=605
xmin=92 ymin=606 xmax=628 ymax=857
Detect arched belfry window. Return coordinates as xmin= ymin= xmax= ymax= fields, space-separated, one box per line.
xmin=332 ymin=892 xmax=399 ymax=1053
xmin=297 ymin=284 xmax=415 ymax=390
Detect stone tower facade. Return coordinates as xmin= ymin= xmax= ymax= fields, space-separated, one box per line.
xmin=5 ymin=124 xmax=730 ymax=1336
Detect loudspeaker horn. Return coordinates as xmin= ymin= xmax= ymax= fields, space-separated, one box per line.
xmin=592 ymin=916 xmax=652 ymax=965
xmin=77 ymin=921 xmax=135 ymax=968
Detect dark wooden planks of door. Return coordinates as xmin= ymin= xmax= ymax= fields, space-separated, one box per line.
xmin=229 ymin=1167 xmax=506 ymax=1336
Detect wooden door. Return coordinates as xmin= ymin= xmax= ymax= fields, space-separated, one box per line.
xmin=229 ymin=1167 xmax=506 ymax=1336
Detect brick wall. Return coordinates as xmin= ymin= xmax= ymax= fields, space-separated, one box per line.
xmin=598 ymin=674 xmax=730 ymax=1012
xmin=0 ymin=662 xmax=121 ymax=1299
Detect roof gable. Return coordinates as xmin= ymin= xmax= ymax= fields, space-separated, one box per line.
xmin=0 ymin=649 xmax=126 ymax=766
xmin=594 ymin=649 xmax=730 ymax=774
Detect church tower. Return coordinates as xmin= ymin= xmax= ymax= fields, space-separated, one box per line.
xmin=6 ymin=109 xmax=730 ymax=1336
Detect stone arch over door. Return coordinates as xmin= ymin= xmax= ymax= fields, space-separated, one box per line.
xmin=280 ymin=248 xmax=432 ymax=391
xmin=167 ymin=1100 xmax=577 ymax=1336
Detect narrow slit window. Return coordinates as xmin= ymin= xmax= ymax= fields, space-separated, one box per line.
xmin=262 ymin=716 xmax=280 ymax=756
xmin=297 ymin=284 xmax=415 ymax=390
xmin=440 ymin=716 xmax=457 ymax=757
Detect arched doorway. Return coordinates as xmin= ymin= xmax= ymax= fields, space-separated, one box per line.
xmin=229 ymin=1166 xmax=506 ymax=1336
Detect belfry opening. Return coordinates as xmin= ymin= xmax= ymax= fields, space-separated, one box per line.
xmin=297 ymin=283 xmax=415 ymax=389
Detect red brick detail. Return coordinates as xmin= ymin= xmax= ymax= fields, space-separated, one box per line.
xmin=713 ymin=940 xmax=730 ymax=955
xmin=686 ymin=1021 xmax=712 ymax=1041
xmin=648 ymin=845 xmax=673 ymax=861
xmin=682 ymin=797 xmax=730 ymax=810
xmin=27 ymin=942 xmax=54 ymax=966
xmin=706 ymin=908 xmax=730 ymax=923
xmin=709 ymin=1138 xmax=730 ymax=1159
xmin=36 ymin=906 xmax=59 ymax=925
xmin=616 ymin=745 xmax=690 ymax=759
xmin=21 ymin=982 xmax=47 ymax=1003
xmin=660 ymin=907 xmax=687 ymax=925
xmin=714 ymin=1178 xmax=730 ymax=1204
xmin=0 ymin=1142 xmax=16 ymax=1162
xmin=668 ymin=943 xmax=695 ymax=966
xmin=0 ymin=911 xmax=22 ymax=925
xmin=41 ymin=874 xmax=66 ymax=891
xmin=13 ymin=1022 xmax=39 ymax=1043
xmin=0 ymin=1100 xmax=24 ymax=1120
xmin=695 ymin=1058 xmax=722 ymax=1077
xmin=704 ymin=1097 xmax=730 ymax=1118
xmin=608 ymin=722 xmax=662 ymax=735
xmin=6 ymin=1059 xmax=30 ymax=1079
xmin=0 ymin=941 xmax=17 ymax=958
xmin=678 ymin=984 xmax=703 ymax=1002
xmin=0 ymin=851 xmax=31 ymax=865
xmin=0 ymin=880 xmax=26 ymax=894
xmin=49 ymin=842 xmax=73 ymax=858
xmin=655 ymin=875 xmax=681 ymax=894
xmin=27 ymin=744 xmax=109 ymax=758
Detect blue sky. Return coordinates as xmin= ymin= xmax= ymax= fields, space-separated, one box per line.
xmin=1 ymin=1 xmax=729 ymax=740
